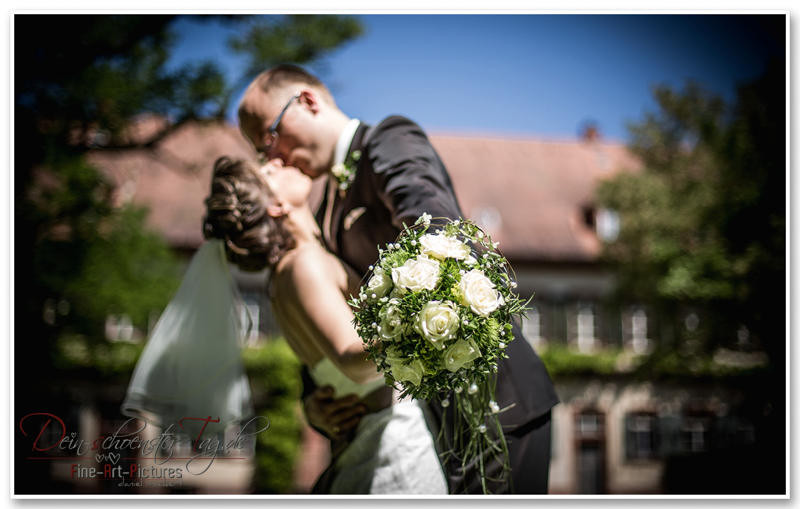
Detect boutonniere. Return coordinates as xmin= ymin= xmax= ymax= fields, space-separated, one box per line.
xmin=331 ymin=150 xmax=361 ymax=197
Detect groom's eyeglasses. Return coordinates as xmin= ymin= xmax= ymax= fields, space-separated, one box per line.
xmin=257 ymin=92 xmax=301 ymax=163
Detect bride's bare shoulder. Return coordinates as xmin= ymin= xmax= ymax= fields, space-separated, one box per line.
xmin=277 ymin=244 xmax=329 ymax=273
xmin=274 ymin=245 xmax=342 ymax=293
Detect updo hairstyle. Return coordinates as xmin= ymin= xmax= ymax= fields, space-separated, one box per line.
xmin=203 ymin=156 xmax=293 ymax=271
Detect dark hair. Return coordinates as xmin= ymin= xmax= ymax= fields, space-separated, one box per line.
xmin=203 ymin=157 xmax=293 ymax=271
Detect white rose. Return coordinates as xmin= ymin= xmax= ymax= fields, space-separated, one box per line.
xmin=385 ymin=346 xmax=425 ymax=386
xmin=331 ymin=163 xmax=347 ymax=178
xmin=378 ymin=299 xmax=405 ymax=341
xmin=419 ymin=232 xmax=471 ymax=261
xmin=443 ymin=338 xmax=481 ymax=372
xmin=414 ymin=300 xmax=460 ymax=350
xmin=391 ymin=255 xmax=440 ymax=293
xmin=458 ymin=269 xmax=504 ymax=316
xmin=365 ymin=267 xmax=392 ymax=300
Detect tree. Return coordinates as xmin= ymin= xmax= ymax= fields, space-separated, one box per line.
xmin=14 ymin=14 xmax=364 ymax=494
xmin=595 ymin=61 xmax=785 ymax=493
xmin=16 ymin=12 xmax=364 ymax=369
xmin=596 ymin=60 xmax=784 ymax=364
xmin=15 ymin=15 xmax=363 ymax=168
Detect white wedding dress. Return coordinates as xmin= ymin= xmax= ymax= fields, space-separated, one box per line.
xmin=264 ymin=243 xmax=446 ymax=494
xmin=308 ymin=357 xmax=447 ymax=495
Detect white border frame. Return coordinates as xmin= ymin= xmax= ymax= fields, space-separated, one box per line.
xmin=4 ymin=6 xmax=794 ymax=505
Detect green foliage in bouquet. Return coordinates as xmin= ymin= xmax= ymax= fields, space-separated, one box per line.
xmin=348 ymin=214 xmax=530 ymax=493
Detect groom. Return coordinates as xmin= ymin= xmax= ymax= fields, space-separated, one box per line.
xmin=238 ymin=64 xmax=559 ymax=494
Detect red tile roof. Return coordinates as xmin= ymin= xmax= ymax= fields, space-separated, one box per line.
xmin=88 ymin=118 xmax=258 ymax=249
xmin=431 ymin=133 xmax=642 ymax=261
xmin=88 ymin=120 xmax=641 ymax=261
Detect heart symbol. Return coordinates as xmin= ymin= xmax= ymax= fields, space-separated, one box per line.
xmin=95 ymin=453 xmax=106 ymax=463
xmin=107 ymin=452 xmax=120 ymax=465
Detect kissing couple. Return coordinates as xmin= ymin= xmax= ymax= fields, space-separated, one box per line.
xmin=123 ymin=64 xmax=559 ymax=494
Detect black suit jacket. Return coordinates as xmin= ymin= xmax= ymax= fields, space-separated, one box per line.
xmin=315 ymin=116 xmax=559 ymax=429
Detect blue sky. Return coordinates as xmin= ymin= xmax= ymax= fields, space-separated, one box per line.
xmin=168 ymin=14 xmax=784 ymax=142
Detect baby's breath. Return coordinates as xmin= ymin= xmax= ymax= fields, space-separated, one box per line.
xmin=350 ymin=214 xmax=526 ymax=493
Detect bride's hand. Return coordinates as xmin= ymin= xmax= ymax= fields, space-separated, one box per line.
xmin=304 ymin=385 xmax=367 ymax=440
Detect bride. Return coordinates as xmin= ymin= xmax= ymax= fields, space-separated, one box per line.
xmin=201 ymin=155 xmax=447 ymax=494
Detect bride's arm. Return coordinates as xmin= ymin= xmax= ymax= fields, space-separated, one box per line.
xmin=284 ymin=250 xmax=378 ymax=384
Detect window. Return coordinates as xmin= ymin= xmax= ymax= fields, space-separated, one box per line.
xmin=736 ymin=325 xmax=753 ymax=349
xmin=105 ymin=314 xmax=137 ymax=342
xmin=576 ymin=409 xmax=605 ymax=440
xmin=567 ymin=303 xmax=598 ymax=352
xmin=575 ymin=409 xmax=606 ymax=494
xmin=684 ymin=312 xmax=700 ymax=332
xmin=680 ymin=413 xmax=713 ymax=453
xmin=656 ymin=414 xmax=682 ymax=457
xmin=625 ymin=412 xmax=659 ymax=460
xmin=595 ymin=208 xmax=620 ymax=242
xmin=622 ymin=306 xmax=650 ymax=354
xmin=576 ymin=304 xmax=596 ymax=353
xmin=524 ymin=305 xmax=544 ymax=349
xmin=579 ymin=413 xmax=600 ymax=435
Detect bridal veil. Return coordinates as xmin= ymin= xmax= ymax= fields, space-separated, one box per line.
xmin=121 ymin=239 xmax=254 ymax=438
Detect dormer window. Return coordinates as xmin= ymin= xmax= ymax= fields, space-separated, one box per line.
xmin=582 ymin=205 xmax=620 ymax=242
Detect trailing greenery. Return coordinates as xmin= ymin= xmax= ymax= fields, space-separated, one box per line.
xmin=349 ymin=216 xmax=526 ymax=493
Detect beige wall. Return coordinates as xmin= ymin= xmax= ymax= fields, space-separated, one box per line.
xmin=548 ymin=379 xmax=738 ymax=494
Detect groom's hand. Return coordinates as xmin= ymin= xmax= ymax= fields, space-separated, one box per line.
xmin=304 ymin=385 xmax=367 ymax=441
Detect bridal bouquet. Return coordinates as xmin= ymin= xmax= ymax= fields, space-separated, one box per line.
xmin=348 ymin=214 xmax=529 ymax=493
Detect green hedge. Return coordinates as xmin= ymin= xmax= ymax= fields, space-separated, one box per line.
xmin=539 ymin=343 xmax=625 ymax=377
xmin=538 ymin=342 xmax=768 ymax=380
xmin=242 ymin=339 xmax=303 ymax=494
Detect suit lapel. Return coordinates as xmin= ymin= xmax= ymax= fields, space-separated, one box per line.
xmin=329 ymin=122 xmax=370 ymax=255
xmin=315 ymin=174 xmax=336 ymax=252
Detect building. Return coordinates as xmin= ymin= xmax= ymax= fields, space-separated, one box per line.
xmin=79 ymin=117 xmax=769 ymax=494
